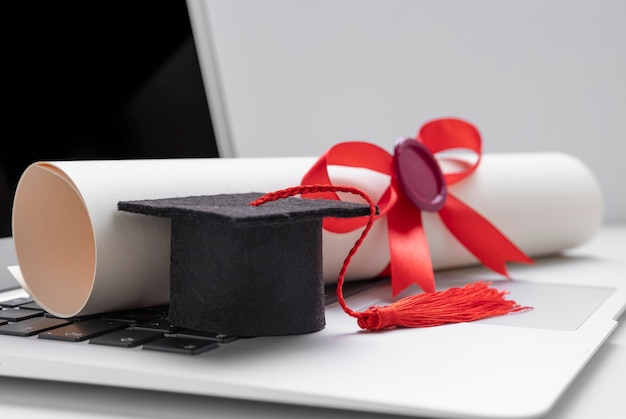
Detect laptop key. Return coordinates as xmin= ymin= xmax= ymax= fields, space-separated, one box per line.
xmin=0 ymin=297 xmax=33 ymax=308
xmin=101 ymin=309 xmax=163 ymax=325
xmin=0 ymin=308 xmax=44 ymax=322
xmin=89 ymin=328 xmax=164 ymax=348
xmin=177 ymin=329 xmax=238 ymax=343
xmin=38 ymin=319 xmax=128 ymax=342
xmin=0 ymin=317 xmax=71 ymax=337
xmin=134 ymin=318 xmax=182 ymax=334
xmin=17 ymin=301 xmax=43 ymax=311
xmin=143 ymin=336 xmax=219 ymax=355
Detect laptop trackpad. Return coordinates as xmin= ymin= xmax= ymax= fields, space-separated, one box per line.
xmin=474 ymin=281 xmax=615 ymax=331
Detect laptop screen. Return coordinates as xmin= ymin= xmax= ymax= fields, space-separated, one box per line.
xmin=1 ymin=0 xmax=218 ymax=238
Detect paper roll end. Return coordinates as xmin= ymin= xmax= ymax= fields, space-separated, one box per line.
xmin=12 ymin=163 xmax=96 ymax=318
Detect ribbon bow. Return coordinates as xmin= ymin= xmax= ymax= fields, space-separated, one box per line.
xmin=301 ymin=117 xmax=533 ymax=296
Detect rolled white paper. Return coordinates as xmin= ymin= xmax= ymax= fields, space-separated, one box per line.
xmin=11 ymin=153 xmax=602 ymax=317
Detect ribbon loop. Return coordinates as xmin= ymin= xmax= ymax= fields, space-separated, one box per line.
xmin=301 ymin=141 xmax=394 ymax=233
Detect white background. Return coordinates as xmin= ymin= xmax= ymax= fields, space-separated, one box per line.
xmin=196 ymin=0 xmax=625 ymax=222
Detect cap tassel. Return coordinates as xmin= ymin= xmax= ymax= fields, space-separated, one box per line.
xmin=252 ymin=184 xmax=531 ymax=331
xmin=355 ymin=281 xmax=528 ymax=330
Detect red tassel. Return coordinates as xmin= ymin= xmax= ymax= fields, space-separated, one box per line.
xmin=355 ymin=281 xmax=529 ymax=330
xmin=252 ymin=184 xmax=531 ymax=331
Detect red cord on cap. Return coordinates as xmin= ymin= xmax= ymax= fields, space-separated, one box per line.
xmin=251 ymin=184 xmax=531 ymax=331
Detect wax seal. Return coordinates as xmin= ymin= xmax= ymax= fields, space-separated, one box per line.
xmin=393 ymin=137 xmax=447 ymax=212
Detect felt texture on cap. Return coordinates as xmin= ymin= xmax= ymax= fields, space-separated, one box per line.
xmin=118 ymin=192 xmax=370 ymax=337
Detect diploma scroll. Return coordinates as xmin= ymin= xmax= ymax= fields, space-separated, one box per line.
xmin=11 ymin=153 xmax=603 ymax=317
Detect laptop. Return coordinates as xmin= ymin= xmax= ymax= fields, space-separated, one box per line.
xmin=2 ymin=1 xmax=626 ymax=418
xmin=2 ymin=224 xmax=626 ymax=419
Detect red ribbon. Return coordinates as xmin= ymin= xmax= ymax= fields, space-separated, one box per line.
xmin=301 ymin=117 xmax=533 ymax=296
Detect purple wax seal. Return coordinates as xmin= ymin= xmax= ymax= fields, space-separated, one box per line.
xmin=393 ymin=137 xmax=447 ymax=212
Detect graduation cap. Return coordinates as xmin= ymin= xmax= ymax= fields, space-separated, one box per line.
xmin=118 ymin=190 xmax=371 ymax=337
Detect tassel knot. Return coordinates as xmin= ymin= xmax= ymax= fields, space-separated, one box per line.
xmin=357 ymin=306 xmax=397 ymax=330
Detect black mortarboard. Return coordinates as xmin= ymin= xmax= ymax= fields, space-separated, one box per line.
xmin=117 ymin=192 xmax=370 ymax=337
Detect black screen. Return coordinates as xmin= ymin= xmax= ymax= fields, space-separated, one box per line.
xmin=1 ymin=0 xmax=218 ymax=237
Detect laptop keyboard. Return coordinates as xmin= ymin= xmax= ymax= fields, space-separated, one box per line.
xmin=0 ymin=297 xmax=238 ymax=355
xmin=0 ymin=278 xmax=384 ymax=355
